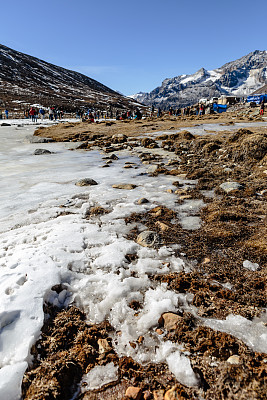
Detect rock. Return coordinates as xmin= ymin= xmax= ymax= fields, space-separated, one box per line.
xmin=75 ymin=178 xmax=98 ymax=186
xmin=147 ymin=165 xmax=159 ymax=174
xmin=112 ymin=184 xmax=137 ymax=190
xmin=26 ymin=135 xmax=53 ymax=143
xmin=227 ymin=355 xmax=240 ymax=365
xmin=158 ymin=312 xmax=183 ymax=331
xmin=243 ymin=260 xmax=259 ymax=271
xmin=166 ymin=189 xmax=173 ymax=193
xmin=97 ymin=338 xmax=112 ymax=354
xmin=155 ymin=221 xmax=170 ymax=232
xmin=136 ymin=231 xmax=161 ymax=248
xmin=155 ymin=328 xmax=164 ymax=335
xmin=137 ymin=198 xmax=149 ymax=204
xmin=125 ymin=386 xmax=142 ymax=399
xmin=219 ymin=181 xmax=243 ymax=193
xmin=1 ymin=123 xmax=11 ymax=126
xmin=153 ymin=389 xmax=165 ymax=400
xmin=164 ymin=385 xmax=186 ymax=399
xmin=112 ymin=133 xmax=127 ymax=143
xmin=141 ymin=138 xmax=158 ymax=148
xmin=33 ymin=149 xmax=52 ymax=155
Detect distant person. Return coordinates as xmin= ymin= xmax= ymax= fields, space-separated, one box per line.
xmin=39 ymin=108 xmax=45 ymax=120
xmin=260 ymin=101 xmax=264 ymax=115
xmin=48 ymin=107 xmax=54 ymax=121
xmin=157 ymin=107 xmax=162 ymax=117
xmin=29 ymin=107 xmax=35 ymax=122
xmin=134 ymin=108 xmax=142 ymax=120
xmin=0 ymin=110 xmax=2 ymax=119
xmin=169 ymin=106 xmax=173 ymax=116
xmin=5 ymin=109 xmax=8 ymax=119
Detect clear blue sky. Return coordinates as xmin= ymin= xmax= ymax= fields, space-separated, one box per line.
xmin=1 ymin=0 xmax=266 ymax=95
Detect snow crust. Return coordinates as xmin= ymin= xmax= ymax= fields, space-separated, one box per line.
xmin=81 ymin=362 xmax=118 ymax=391
xmin=1 ymin=121 xmax=266 ymax=398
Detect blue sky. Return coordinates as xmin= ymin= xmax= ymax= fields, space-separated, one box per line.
xmin=1 ymin=0 xmax=266 ymax=95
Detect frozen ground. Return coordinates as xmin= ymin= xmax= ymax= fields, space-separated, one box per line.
xmin=0 ymin=121 xmax=266 ymax=399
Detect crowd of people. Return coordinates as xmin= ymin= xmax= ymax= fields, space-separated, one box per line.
xmin=0 ymin=99 xmax=265 ymax=121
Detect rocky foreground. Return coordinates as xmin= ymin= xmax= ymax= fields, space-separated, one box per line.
xmin=23 ymin=112 xmax=267 ymax=399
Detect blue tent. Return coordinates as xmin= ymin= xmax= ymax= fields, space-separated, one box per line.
xmin=247 ymin=94 xmax=267 ymax=104
xmin=213 ymin=103 xmax=227 ymax=113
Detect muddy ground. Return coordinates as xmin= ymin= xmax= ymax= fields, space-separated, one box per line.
xmin=23 ymin=112 xmax=267 ymax=399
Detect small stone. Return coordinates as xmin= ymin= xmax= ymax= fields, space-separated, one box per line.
xmin=75 ymin=178 xmax=98 ymax=186
xmin=137 ymin=335 xmax=144 ymax=343
xmin=136 ymin=231 xmax=161 ymax=248
xmin=147 ymin=165 xmax=158 ymax=174
xmin=166 ymin=189 xmax=173 ymax=193
xmin=137 ymin=197 xmax=149 ymax=204
xmin=125 ymin=386 xmax=142 ymax=399
xmin=112 ymin=183 xmax=137 ymax=190
xmin=227 ymin=355 xmax=240 ymax=365
xmin=219 ymin=181 xmax=243 ymax=193
xmin=179 ymin=195 xmax=192 ymax=200
xmin=97 ymin=338 xmax=112 ymax=354
xmin=155 ymin=328 xmax=164 ymax=335
xmin=155 ymin=221 xmax=170 ymax=232
xmin=158 ymin=312 xmax=182 ymax=331
xmin=153 ymin=389 xmax=165 ymax=400
xmin=129 ymin=341 xmax=137 ymax=349
xmin=203 ymin=257 xmax=210 ymax=264
xmin=164 ymin=385 xmax=185 ymax=399
xmin=33 ymin=148 xmax=52 ymax=155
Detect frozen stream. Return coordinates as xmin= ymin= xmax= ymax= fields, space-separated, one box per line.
xmin=0 ymin=121 xmax=266 ymax=399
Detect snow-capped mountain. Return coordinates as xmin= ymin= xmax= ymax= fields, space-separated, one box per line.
xmin=0 ymin=44 xmax=142 ymax=111
xmin=132 ymin=51 xmax=267 ymax=108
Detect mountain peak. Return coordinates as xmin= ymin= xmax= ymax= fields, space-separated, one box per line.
xmin=133 ymin=51 xmax=267 ymax=108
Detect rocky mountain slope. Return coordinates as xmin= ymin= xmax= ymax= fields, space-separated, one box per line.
xmin=131 ymin=50 xmax=267 ymax=108
xmin=0 ymin=44 xmax=141 ymax=111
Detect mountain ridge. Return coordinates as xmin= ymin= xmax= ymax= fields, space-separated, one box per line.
xmin=0 ymin=44 xmax=142 ymax=111
xmin=131 ymin=50 xmax=267 ymax=108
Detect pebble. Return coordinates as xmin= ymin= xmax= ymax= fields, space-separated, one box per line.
xmin=226 ymin=355 xmax=241 ymax=365
xmin=158 ymin=312 xmax=182 ymax=331
xmin=137 ymin=197 xmax=149 ymax=204
xmin=219 ymin=181 xmax=243 ymax=193
xmin=97 ymin=338 xmax=112 ymax=354
xmin=33 ymin=148 xmax=52 ymax=155
xmin=112 ymin=183 xmax=137 ymax=190
xmin=75 ymin=178 xmax=98 ymax=186
xmin=125 ymin=386 xmax=142 ymax=399
xmin=164 ymin=386 xmax=183 ymax=399
xmin=155 ymin=221 xmax=170 ymax=232
xmin=136 ymin=231 xmax=161 ymax=248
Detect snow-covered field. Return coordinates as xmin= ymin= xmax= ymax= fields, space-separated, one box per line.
xmin=0 ymin=121 xmax=266 ymax=399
